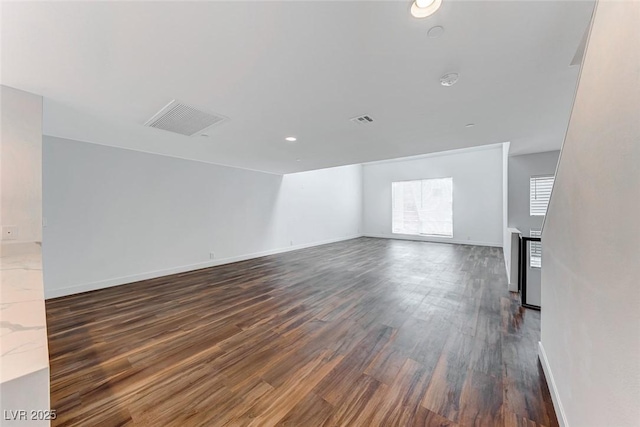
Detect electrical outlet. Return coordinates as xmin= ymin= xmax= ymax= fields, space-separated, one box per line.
xmin=2 ymin=225 xmax=18 ymax=240
xmin=290 ymin=240 xmax=293 ymax=246
xmin=209 ymin=252 xmax=215 ymax=259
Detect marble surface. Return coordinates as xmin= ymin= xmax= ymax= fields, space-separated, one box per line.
xmin=1 ymin=242 xmax=49 ymax=384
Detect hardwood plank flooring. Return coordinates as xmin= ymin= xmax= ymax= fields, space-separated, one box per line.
xmin=46 ymin=237 xmax=558 ymax=426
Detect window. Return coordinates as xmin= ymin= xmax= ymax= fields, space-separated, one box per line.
xmin=392 ymin=178 xmax=453 ymax=237
xmin=530 ymin=175 xmax=554 ymax=216
xmin=530 ymin=229 xmax=542 ymax=268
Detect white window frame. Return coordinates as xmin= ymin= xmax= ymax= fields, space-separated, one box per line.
xmin=529 ymin=229 xmax=542 ymax=268
xmin=530 ymin=175 xmax=554 ymax=216
xmin=391 ymin=177 xmax=453 ymax=238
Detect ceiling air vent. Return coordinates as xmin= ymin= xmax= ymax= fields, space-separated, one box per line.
xmin=350 ymin=115 xmax=375 ymax=125
xmin=144 ymin=100 xmax=227 ymax=136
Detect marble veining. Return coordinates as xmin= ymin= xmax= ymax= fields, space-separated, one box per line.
xmin=0 ymin=242 xmax=49 ymax=384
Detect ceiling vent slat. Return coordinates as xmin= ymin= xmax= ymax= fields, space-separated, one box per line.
xmin=144 ymin=100 xmax=228 ymax=136
xmin=350 ymin=115 xmax=375 ymax=125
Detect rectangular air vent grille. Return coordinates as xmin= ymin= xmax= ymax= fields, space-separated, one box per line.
xmin=144 ymin=100 xmax=227 ymax=136
xmin=350 ymin=115 xmax=374 ymax=124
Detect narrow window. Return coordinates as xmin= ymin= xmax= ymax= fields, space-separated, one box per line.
xmin=530 ymin=175 xmax=554 ymax=216
xmin=530 ymin=229 xmax=542 ymax=268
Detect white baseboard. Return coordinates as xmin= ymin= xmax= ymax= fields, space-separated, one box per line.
xmin=538 ymin=341 xmax=569 ymax=427
xmin=363 ymin=233 xmax=502 ymax=248
xmin=45 ymin=234 xmax=362 ymax=299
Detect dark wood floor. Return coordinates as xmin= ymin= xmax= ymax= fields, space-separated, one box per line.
xmin=46 ymin=237 xmax=557 ymax=427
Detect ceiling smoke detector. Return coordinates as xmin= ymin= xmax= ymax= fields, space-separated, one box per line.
xmin=144 ymin=100 xmax=227 ymax=137
xmin=427 ymin=26 xmax=445 ymax=38
xmin=440 ymin=73 xmax=459 ymax=87
xmin=350 ymin=115 xmax=375 ymax=125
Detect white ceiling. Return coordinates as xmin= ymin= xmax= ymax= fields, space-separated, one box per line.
xmin=1 ymin=1 xmax=594 ymax=174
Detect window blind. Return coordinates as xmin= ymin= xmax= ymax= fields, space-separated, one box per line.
xmin=530 ymin=175 xmax=554 ymax=216
xmin=392 ymin=178 xmax=453 ymax=237
xmin=530 ymin=229 xmax=542 ymax=268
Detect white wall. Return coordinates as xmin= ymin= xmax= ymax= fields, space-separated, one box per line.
xmin=502 ymin=142 xmax=511 ymax=282
xmin=539 ymin=2 xmax=640 ymax=427
xmin=1 ymin=85 xmax=43 ymax=244
xmin=362 ymin=144 xmax=504 ymax=247
xmin=43 ymin=136 xmax=362 ymax=298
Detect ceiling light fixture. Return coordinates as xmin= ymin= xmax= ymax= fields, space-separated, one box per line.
xmin=411 ymin=0 xmax=442 ymax=19
xmin=285 ymin=136 xmax=297 ymax=142
xmin=440 ymin=72 xmax=459 ymax=87
xmin=465 ymin=123 xmax=475 ymax=128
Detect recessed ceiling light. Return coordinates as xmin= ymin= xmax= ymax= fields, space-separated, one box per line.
xmin=411 ymin=0 xmax=442 ymax=19
xmin=285 ymin=136 xmax=297 ymax=142
xmin=427 ymin=26 xmax=444 ymax=38
xmin=440 ymin=72 xmax=459 ymax=87
xmin=465 ymin=123 xmax=475 ymax=128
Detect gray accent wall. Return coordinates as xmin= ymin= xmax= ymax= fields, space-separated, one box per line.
xmin=508 ymin=151 xmax=560 ymax=235
xmin=508 ymin=150 xmax=559 ymax=307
